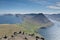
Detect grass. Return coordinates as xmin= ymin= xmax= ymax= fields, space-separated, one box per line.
xmin=0 ymin=24 xmax=21 ymax=37
xmin=17 ymin=19 xmax=44 ymax=37
xmin=0 ymin=24 xmax=42 ymax=37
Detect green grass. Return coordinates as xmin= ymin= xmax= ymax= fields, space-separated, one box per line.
xmin=17 ymin=19 xmax=43 ymax=37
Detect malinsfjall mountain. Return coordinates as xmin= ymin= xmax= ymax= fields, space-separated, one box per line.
xmin=23 ymin=13 xmax=53 ymax=27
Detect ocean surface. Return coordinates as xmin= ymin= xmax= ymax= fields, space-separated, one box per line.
xmin=0 ymin=15 xmax=23 ymax=24
xmin=38 ymin=18 xmax=60 ymax=40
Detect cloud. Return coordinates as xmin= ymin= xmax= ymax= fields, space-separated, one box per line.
xmin=47 ymin=2 xmax=60 ymax=9
xmin=56 ymin=2 xmax=60 ymax=6
xmin=48 ymin=6 xmax=60 ymax=9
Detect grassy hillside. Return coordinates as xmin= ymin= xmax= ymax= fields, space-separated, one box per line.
xmin=0 ymin=24 xmax=43 ymax=38
xmin=17 ymin=17 xmax=53 ymax=37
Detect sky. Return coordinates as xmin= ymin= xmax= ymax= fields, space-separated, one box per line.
xmin=0 ymin=0 xmax=60 ymax=14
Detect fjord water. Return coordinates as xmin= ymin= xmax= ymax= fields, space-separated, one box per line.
xmin=38 ymin=18 xmax=60 ymax=40
xmin=0 ymin=15 xmax=23 ymax=24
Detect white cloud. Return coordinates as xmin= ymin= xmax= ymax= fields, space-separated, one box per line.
xmin=48 ymin=2 xmax=60 ymax=9
xmin=48 ymin=6 xmax=60 ymax=9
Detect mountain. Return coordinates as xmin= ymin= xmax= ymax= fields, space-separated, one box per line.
xmin=23 ymin=13 xmax=53 ymax=26
xmin=46 ymin=14 xmax=60 ymax=21
xmin=15 ymin=13 xmax=53 ymax=35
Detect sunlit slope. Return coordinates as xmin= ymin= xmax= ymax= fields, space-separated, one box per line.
xmin=0 ymin=24 xmax=21 ymax=37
